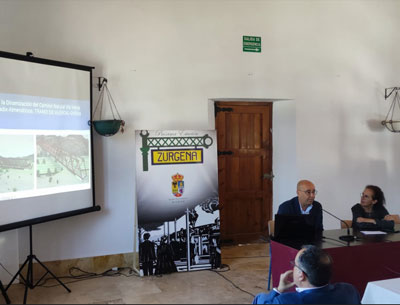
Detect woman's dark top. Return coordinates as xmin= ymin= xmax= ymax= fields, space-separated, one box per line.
xmin=351 ymin=203 xmax=394 ymax=231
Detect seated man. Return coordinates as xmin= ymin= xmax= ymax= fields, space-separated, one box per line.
xmin=253 ymin=245 xmax=360 ymax=304
xmin=278 ymin=180 xmax=323 ymax=231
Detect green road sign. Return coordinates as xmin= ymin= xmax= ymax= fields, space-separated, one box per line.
xmin=243 ymin=36 xmax=261 ymax=53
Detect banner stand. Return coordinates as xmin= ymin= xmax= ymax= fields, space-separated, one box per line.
xmin=135 ymin=130 xmax=220 ymax=276
xmin=132 ymin=199 xmax=141 ymax=276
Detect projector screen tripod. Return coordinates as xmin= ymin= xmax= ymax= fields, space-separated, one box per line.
xmin=0 ymin=280 xmax=10 ymax=304
xmin=6 ymin=225 xmax=71 ymax=304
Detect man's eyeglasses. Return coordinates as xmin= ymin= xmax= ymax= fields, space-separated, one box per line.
xmin=299 ymin=190 xmax=318 ymax=196
xmin=290 ymin=260 xmax=308 ymax=277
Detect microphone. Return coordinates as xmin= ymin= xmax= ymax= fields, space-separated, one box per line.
xmin=322 ymin=208 xmax=356 ymax=242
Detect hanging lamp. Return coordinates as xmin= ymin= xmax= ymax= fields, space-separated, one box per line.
xmin=381 ymin=87 xmax=400 ymax=133
xmin=91 ymin=77 xmax=125 ymax=137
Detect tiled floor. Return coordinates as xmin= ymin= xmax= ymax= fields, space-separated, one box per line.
xmin=1 ymin=243 xmax=270 ymax=304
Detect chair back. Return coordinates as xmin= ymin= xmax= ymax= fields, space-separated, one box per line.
xmin=268 ymin=220 xmax=275 ymax=237
xmin=389 ymin=214 xmax=400 ymax=224
xmin=341 ymin=215 xmax=399 ymax=227
xmin=340 ymin=220 xmax=352 ymax=229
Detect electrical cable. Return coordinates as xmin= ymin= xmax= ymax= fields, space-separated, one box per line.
xmin=36 ymin=266 xmax=139 ymax=288
xmin=211 ymin=264 xmax=230 ymax=272
xmin=210 ymin=265 xmax=255 ymax=298
xmin=208 ymin=255 xmax=270 ymax=297
xmin=31 ymin=255 xmax=267 ymax=293
xmin=321 ymin=236 xmax=350 ymax=246
xmin=42 ymin=264 xmax=257 ymax=300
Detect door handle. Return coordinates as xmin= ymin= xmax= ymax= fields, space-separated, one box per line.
xmin=263 ymin=172 xmax=275 ymax=180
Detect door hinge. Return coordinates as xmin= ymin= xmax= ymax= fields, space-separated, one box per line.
xmin=215 ymin=106 xmax=234 ymax=117
xmin=218 ymin=151 xmax=233 ymax=156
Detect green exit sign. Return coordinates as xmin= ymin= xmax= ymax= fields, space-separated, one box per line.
xmin=243 ymin=36 xmax=261 ymax=53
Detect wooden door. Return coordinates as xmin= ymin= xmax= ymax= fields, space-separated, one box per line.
xmin=215 ymin=102 xmax=273 ymax=243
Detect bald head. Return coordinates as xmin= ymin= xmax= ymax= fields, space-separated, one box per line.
xmin=297 ymin=180 xmax=317 ymax=209
xmin=297 ymin=180 xmax=315 ymax=191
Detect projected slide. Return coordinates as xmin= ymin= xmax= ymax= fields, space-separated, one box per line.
xmin=0 ymin=93 xmax=91 ymax=201
xmin=0 ymin=135 xmax=34 ymax=193
xmin=36 ymin=135 xmax=90 ymax=188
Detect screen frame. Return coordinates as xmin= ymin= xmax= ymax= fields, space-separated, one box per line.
xmin=0 ymin=50 xmax=100 ymax=233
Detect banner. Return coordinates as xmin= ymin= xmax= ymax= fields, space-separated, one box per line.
xmin=136 ymin=130 xmax=220 ymax=275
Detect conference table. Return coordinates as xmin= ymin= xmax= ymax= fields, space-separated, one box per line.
xmin=270 ymin=224 xmax=400 ymax=296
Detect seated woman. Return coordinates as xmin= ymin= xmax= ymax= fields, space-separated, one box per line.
xmin=352 ymin=185 xmax=395 ymax=231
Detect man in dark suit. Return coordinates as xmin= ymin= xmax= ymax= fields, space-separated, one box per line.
xmin=277 ymin=180 xmax=323 ymax=231
xmin=253 ymin=245 xmax=360 ymax=304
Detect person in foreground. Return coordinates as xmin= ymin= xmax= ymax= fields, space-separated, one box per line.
xmin=278 ymin=180 xmax=323 ymax=231
xmin=352 ymin=185 xmax=395 ymax=231
xmin=253 ymin=245 xmax=360 ymax=304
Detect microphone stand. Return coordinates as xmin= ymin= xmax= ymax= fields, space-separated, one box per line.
xmin=322 ymin=209 xmax=356 ymax=242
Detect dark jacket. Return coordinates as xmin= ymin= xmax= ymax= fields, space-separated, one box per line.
xmin=277 ymin=197 xmax=323 ymax=231
xmin=253 ymin=283 xmax=361 ymax=304
xmin=139 ymin=240 xmax=156 ymax=263
xmin=351 ymin=203 xmax=394 ymax=231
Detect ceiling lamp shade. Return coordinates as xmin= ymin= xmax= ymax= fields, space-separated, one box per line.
xmin=382 ymin=87 xmax=400 ymax=133
xmin=91 ymin=77 xmax=125 ymax=137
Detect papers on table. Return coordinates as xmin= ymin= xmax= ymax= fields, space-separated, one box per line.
xmin=361 ymin=231 xmax=387 ymax=235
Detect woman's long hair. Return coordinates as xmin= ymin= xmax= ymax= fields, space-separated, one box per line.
xmin=365 ymin=185 xmax=386 ymax=208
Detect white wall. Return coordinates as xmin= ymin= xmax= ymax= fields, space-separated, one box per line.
xmin=273 ymin=100 xmax=297 ymax=216
xmin=1 ymin=0 xmax=400 ymax=279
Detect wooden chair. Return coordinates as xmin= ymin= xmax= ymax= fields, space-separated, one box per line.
xmin=340 ymin=220 xmax=352 ymax=229
xmin=388 ymin=214 xmax=400 ymax=224
xmin=268 ymin=220 xmax=275 ymax=238
xmin=344 ymin=215 xmax=400 ymax=227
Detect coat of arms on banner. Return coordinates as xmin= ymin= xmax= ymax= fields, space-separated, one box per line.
xmin=172 ymin=173 xmax=184 ymax=197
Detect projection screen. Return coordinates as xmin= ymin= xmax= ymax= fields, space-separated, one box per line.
xmin=0 ymin=51 xmax=99 ymax=232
